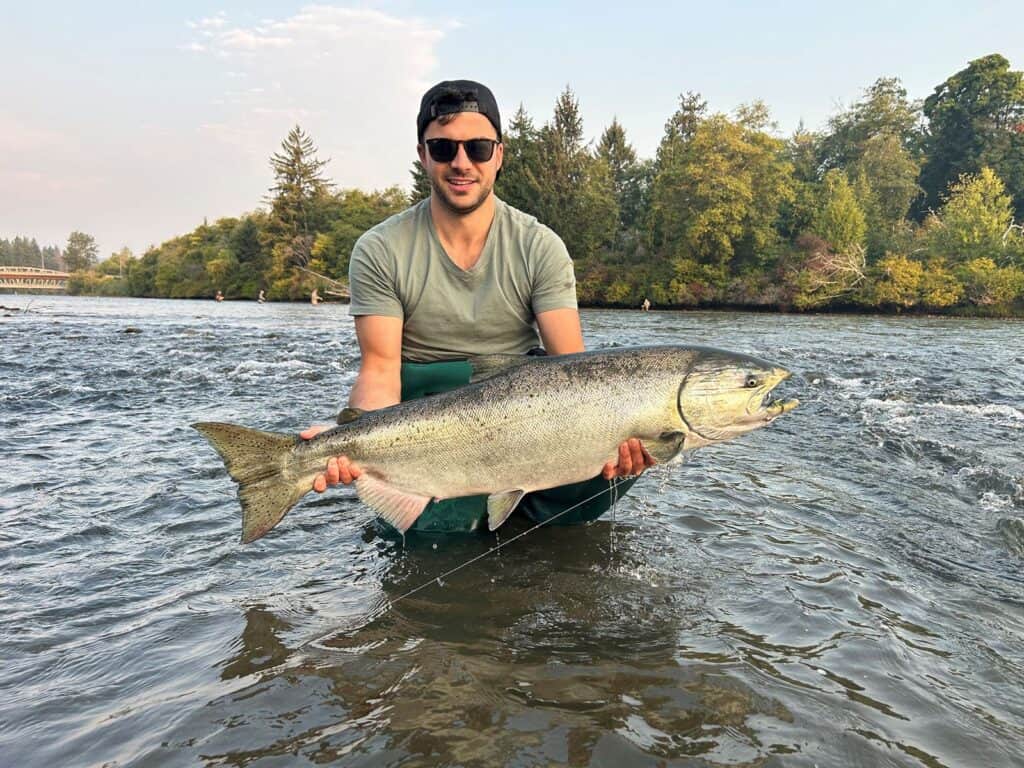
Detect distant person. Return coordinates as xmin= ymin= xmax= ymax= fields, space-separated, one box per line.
xmin=642 ymin=297 xmax=651 ymax=311
xmin=215 ymin=290 xmax=224 ymax=302
xmin=310 ymin=288 xmax=322 ymax=306
xmin=300 ymin=78 xmax=654 ymax=533
xmin=258 ymin=289 xmax=266 ymax=303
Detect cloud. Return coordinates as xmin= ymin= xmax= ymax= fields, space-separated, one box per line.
xmin=187 ymin=12 xmax=228 ymax=30
xmin=2 ymin=5 xmax=451 ymax=256
xmin=182 ymin=5 xmax=449 ymax=192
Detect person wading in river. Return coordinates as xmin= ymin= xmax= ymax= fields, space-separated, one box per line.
xmin=301 ymin=79 xmax=654 ymax=532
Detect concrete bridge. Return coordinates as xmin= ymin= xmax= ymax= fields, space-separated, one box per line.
xmin=0 ymin=266 xmax=71 ymax=292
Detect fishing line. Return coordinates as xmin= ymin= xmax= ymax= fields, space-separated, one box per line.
xmin=386 ymin=477 xmax=630 ymax=607
xmin=306 ymin=478 xmax=631 ymax=650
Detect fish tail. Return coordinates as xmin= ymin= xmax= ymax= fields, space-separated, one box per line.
xmin=193 ymin=421 xmax=308 ymax=543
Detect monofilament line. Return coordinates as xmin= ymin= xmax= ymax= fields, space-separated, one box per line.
xmin=305 ymin=478 xmax=631 ymax=651
xmin=386 ymin=478 xmax=630 ymax=607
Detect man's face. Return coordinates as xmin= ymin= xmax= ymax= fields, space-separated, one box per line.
xmin=418 ymin=112 xmax=503 ymax=216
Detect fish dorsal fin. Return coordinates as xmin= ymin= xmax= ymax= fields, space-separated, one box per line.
xmin=468 ymin=354 xmax=536 ymax=383
xmin=354 ymin=475 xmax=431 ymax=533
xmin=487 ymin=489 xmax=526 ymax=531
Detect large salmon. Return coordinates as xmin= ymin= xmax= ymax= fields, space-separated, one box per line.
xmin=194 ymin=345 xmax=798 ymax=542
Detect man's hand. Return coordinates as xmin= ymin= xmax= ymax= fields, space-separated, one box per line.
xmin=300 ymin=425 xmax=362 ymax=492
xmin=602 ymin=438 xmax=656 ymax=480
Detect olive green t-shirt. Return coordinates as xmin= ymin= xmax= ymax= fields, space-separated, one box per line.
xmin=348 ymin=197 xmax=578 ymax=363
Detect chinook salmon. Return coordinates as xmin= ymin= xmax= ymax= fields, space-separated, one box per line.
xmin=194 ymin=345 xmax=797 ymax=543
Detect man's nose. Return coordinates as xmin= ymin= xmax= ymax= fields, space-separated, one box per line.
xmin=450 ymin=143 xmax=473 ymax=170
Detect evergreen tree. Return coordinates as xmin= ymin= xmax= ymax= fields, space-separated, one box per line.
xmin=532 ymin=88 xmax=617 ymax=261
xmin=597 ymin=118 xmax=645 ymax=231
xmin=814 ymin=170 xmax=867 ymax=254
xmin=267 ymin=125 xmax=331 ymax=265
xmin=409 ymin=160 xmax=431 ymax=204
xmin=496 ymin=104 xmax=543 ymax=216
xmin=63 ymin=231 xmax=99 ymax=272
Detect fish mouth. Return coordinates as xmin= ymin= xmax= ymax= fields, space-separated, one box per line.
xmin=749 ymin=368 xmax=799 ymax=422
xmin=760 ymin=395 xmax=800 ymax=422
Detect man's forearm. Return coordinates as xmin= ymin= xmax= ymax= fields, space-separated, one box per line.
xmin=348 ymin=367 xmax=402 ymax=411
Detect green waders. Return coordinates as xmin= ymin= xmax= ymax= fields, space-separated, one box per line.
xmin=399 ymin=360 xmax=638 ymax=533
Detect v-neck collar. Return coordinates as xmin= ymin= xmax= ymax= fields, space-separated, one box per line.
xmin=427 ymin=198 xmax=502 ymax=280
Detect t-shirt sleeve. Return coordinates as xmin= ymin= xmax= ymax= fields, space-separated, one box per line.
xmin=530 ymin=229 xmax=579 ymax=314
xmin=348 ymin=233 xmax=404 ymax=318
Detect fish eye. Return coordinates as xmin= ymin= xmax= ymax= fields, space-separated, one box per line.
xmin=743 ymin=375 xmax=761 ymax=388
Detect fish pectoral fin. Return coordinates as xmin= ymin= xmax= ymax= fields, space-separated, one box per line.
xmin=487 ymin=489 xmax=526 ymax=531
xmin=354 ymin=475 xmax=431 ymax=533
xmin=645 ymin=431 xmax=688 ymax=464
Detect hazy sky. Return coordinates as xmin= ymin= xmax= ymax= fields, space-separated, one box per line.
xmin=3 ymin=1 xmax=1022 ymax=257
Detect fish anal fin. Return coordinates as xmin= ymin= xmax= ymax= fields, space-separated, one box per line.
xmin=487 ymin=489 xmax=526 ymax=531
xmin=354 ymin=475 xmax=431 ymax=533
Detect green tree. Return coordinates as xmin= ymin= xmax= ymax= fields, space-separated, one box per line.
xmin=814 ymin=170 xmax=867 ymax=254
xmin=648 ymin=103 xmax=794 ymax=294
xmin=63 ymin=231 xmax=99 ymax=272
xmin=267 ymin=125 xmax=331 ymax=266
xmin=779 ymin=122 xmax=824 ymax=239
xmin=597 ymin=118 xmax=645 ymax=231
xmin=497 ymin=104 xmax=543 ymax=216
xmin=228 ymin=216 xmax=268 ymax=296
xmin=919 ymin=54 xmax=1024 ymax=218
xmin=846 ymin=135 xmax=922 ymax=260
xmin=820 ymin=77 xmax=922 ymax=170
xmin=927 ymin=167 xmax=1018 ymax=264
xmin=312 ymin=187 xmax=409 ymax=278
xmin=409 ymin=160 xmax=431 ymax=204
xmin=531 ymin=88 xmax=618 ymax=262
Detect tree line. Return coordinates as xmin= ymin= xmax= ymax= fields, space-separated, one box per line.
xmin=21 ymin=53 xmax=1024 ymax=314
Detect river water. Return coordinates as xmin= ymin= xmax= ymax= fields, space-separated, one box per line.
xmin=2 ymin=296 xmax=1022 ymax=767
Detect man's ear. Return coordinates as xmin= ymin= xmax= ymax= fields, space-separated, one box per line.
xmin=495 ymin=142 xmax=504 ymax=173
xmin=416 ymin=143 xmax=426 ymax=164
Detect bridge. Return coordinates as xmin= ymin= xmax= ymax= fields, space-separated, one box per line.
xmin=0 ymin=266 xmax=71 ymax=292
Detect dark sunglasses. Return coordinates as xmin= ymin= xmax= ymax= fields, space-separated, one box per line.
xmin=424 ymin=138 xmax=499 ymax=164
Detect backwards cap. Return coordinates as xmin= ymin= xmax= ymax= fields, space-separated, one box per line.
xmin=417 ymin=80 xmax=502 ymax=141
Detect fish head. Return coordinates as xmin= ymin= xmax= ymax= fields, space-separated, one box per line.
xmin=677 ymin=349 xmax=798 ymax=448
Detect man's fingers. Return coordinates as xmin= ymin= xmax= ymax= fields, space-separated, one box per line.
xmin=313 ymin=474 xmax=327 ymax=493
xmin=300 ymin=424 xmax=328 ymax=440
xmin=622 ymin=442 xmax=638 ymax=473
xmin=640 ymin=443 xmax=656 ymax=468
xmin=326 ymin=457 xmax=340 ymax=485
xmin=602 ymin=460 xmax=616 ymax=480
xmin=617 ymin=441 xmax=633 ymax=476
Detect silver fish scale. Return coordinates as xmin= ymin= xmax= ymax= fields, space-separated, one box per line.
xmin=292 ymin=346 xmax=701 ymax=498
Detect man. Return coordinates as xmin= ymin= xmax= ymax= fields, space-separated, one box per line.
xmin=302 ymin=79 xmax=653 ymax=531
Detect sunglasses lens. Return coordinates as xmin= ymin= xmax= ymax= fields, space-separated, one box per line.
xmin=426 ymin=139 xmax=458 ymax=163
xmin=465 ymin=139 xmax=495 ymax=162
xmin=426 ymin=138 xmax=496 ymax=163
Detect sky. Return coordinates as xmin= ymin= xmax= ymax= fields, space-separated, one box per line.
xmin=2 ymin=1 xmax=1022 ymax=257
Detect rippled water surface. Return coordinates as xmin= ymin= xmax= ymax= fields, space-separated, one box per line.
xmin=2 ymin=296 xmax=1023 ymax=767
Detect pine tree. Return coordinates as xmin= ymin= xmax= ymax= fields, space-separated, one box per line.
xmin=267 ymin=125 xmax=331 ymax=266
xmin=64 ymin=231 xmax=99 ymax=272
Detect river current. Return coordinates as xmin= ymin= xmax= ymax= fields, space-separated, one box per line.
xmin=2 ymin=296 xmax=1022 ymax=767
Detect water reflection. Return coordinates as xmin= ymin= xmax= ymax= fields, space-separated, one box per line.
xmin=193 ymin=520 xmax=802 ymax=765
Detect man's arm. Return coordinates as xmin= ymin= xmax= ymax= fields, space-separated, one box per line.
xmin=302 ymin=315 xmax=403 ymax=491
xmin=347 ymin=315 xmax=403 ymax=410
xmin=535 ymin=307 xmax=585 ymax=354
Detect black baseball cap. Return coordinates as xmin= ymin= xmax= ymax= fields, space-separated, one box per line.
xmin=417 ymin=80 xmax=502 ymax=142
